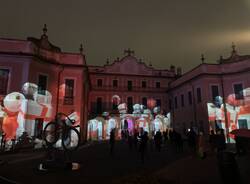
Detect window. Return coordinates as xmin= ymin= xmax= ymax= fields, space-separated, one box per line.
xmin=211 ymin=85 xmax=219 ymax=101
xmin=127 ymin=97 xmax=133 ymax=113
xmin=156 ymin=82 xmax=161 ymax=88
xmin=0 ymin=69 xmax=9 ymax=95
xmin=113 ymin=80 xmax=118 ymax=88
xmin=234 ymin=83 xmax=243 ymax=100
xmin=181 ymin=94 xmax=184 ymax=107
xmin=238 ymin=119 xmax=248 ymax=129
xmin=38 ymin=74 xmax=47 ymax=95
xmin=156 ymin=99 xmax=161 ymax=107
xmin=188 ymin=91 xmax=192 ymax=105
xmin=197 ymin=88 xmax=202 ymax=103
xmin=128 ymin=81 xmax=132 ymax=91
xmin=142 ymin=81 xmax=146 ymax=88
xmin=97 ymin=79 xmax=102 ymax=87
xmin=96 ymin=97 xmax=102 ymax=114
xmin=174 ymin=96 xmax=178 ymax=109
xmin=142 ymin=97 xmax=147 ymax=107
xmin=169 ymin=99 xmax=172 ymax=110
xmin=64 ymin=79 xmax=74 ymax=105
xmin=34 ymin=118 xmax=43 ymax=139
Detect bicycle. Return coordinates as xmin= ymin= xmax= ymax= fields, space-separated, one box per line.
xmin=43 ymin=113 xmax=80 ymax=151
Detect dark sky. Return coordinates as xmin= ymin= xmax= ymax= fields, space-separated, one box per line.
xmin=1 ymin=0 xmax=250 ymax=72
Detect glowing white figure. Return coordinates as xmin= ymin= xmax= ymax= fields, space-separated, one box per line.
xmin=3 ymin=92 xmax=25 ymax=113
xmin=17 ymin=83 xmax=53 ymax=138
xmin=2 ymin=92 xmax=25 ymax=142
xmin=118 ymin=103 xmax=127 ymax=114
xmin=22 ymin=82 xmax=38 ymax=99
xmin=87 ymin=119 xmax=103 ymax=140
xmin=153 ymin=106 xmax=161 ymax=114
xmin=153 ymin=118 xmax=162 ymax=133
xmin=107 ymin=118 xmax=117 ymax=136
xmin=137 ymin=117 xmax=149 ymax=132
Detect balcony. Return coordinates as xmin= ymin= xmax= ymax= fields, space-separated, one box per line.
xmin=63 ymin=96 xmax=74 ymax=105
xmin=91 ymin=85 xmax=167 ymax=93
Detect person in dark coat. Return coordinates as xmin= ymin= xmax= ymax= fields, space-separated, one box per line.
xmin=169 ymin=129 xmax=174 ymax=144
xmin=235 ymin=136 xmax=246 ymax=156
xmin=209 ymin=130 xmax=216 ymax=153
xmin=216 ymin=129 xmax=226 ymax=152
xmin=174 ymin=131 xmax=183 ymax=153
xmin=163 ymin=130 xmax=168 ymax=144
xmin=127 ymin=131 xmax=133 ymax=150
xmin=187 ymin=128 xmax=197 ymax=154
xmin=109 ymin=128 xmax=115 ymax=156
xmin=138 ymin=128 xmax=148 ymax=163
xmin=154 ymin=130 xmax=162 ymax=152
xmin=133 ymin=129 xmax=139 ymax=150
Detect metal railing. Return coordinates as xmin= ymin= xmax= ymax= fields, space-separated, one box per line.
xmin=92 ymin=85 xmax=166 ymax=92
xmin=63 ymin=96 xmax=74 ymax=105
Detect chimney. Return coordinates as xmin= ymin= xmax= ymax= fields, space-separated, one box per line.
xmin=177 ymin=67 xmax=182 ymax=76
xmin=170 ymin=65 xmax=176 ymax=74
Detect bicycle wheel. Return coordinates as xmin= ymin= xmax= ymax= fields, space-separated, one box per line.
xmin=62 ymin=127 xmax=80 ymax=151
xmin=43 ymin=122 xmax=58 ymax=146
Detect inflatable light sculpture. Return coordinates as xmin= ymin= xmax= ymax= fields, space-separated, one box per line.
xmin=1 ymin=82 xmax=53 ymax=148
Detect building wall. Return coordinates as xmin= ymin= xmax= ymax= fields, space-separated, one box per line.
xmin=88 ymin=55 xmax=175 ymax=117
xmin=0 ymin=37 xmax=89 ymax=140
xmin=168 ymin=55 xmax=250 ymax=136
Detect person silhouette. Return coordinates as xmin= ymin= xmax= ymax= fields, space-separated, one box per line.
xmin=109 ymin=128 xmax=115 ymax=156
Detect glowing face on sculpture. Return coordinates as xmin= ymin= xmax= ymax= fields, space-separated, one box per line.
xmin=3 ymin=92 xmax=25 ymax=112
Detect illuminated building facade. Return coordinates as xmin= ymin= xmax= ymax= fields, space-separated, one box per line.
xmin=0 ymin=25 xmax=89 ymax=140
xmin=88 ymin=49 xmax=176 ymax=118
xmin=167 ymin=44 xmax=250 ymax=139
xmin=1 ymin=25 xmax=249 ymax=143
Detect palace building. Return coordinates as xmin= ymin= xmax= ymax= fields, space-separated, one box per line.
xmin=0 ymin=25 xmax=89 ymax=141
xmin=0 ymin=25 xmax=250 ymax=143
xmin=167 ymin=44 xmax=250 ymax=141
xmin=88 ymin=49 xmax=176 ymax=118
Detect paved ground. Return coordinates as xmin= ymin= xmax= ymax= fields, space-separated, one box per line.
xmin=0 ymin=141 xmax=249 ymax=184
xmin=0 ymin=141 xmax=187 ymax=184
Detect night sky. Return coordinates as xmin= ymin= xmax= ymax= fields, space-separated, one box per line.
xmin=1 ymin=0 xmax=250 ymax=72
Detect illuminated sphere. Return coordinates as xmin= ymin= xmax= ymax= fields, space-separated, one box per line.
xmin=227 ymin=94 xmax=241 ymax=106
xmin=153 ymin=106 xmax=160 ymax=114
xmin=102 ymin=111 xmax=109 ymax=117
xmin=133 ymin=104 xmax=141 ymax=113
xmin=111 ymin=95 xmax=121 ymax=105
xmin=22 ymin=82 xmax=38 ymax=97
xmin=214 ymin=96 xmax=223 ymax=107
xmin=3 ymin=92 xmax=25 ymax=112
xmin=147 ymin=98 xmax=156 ymax=109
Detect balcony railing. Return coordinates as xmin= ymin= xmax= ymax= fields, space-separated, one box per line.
xmin=64 ymin=96 xmax=74 ymax=105
xmin=92 ymin=85 xmax=167 ymax=92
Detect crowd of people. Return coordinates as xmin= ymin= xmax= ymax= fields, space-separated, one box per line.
xmin=108 ymin=127 xmax=237 ymax=162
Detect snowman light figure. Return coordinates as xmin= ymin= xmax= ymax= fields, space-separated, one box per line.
xmin=2 ymin=92 xmax=25 ymax=148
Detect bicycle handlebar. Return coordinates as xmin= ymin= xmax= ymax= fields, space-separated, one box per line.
xmin=56 ymin=112 xmax=76 ymax=125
